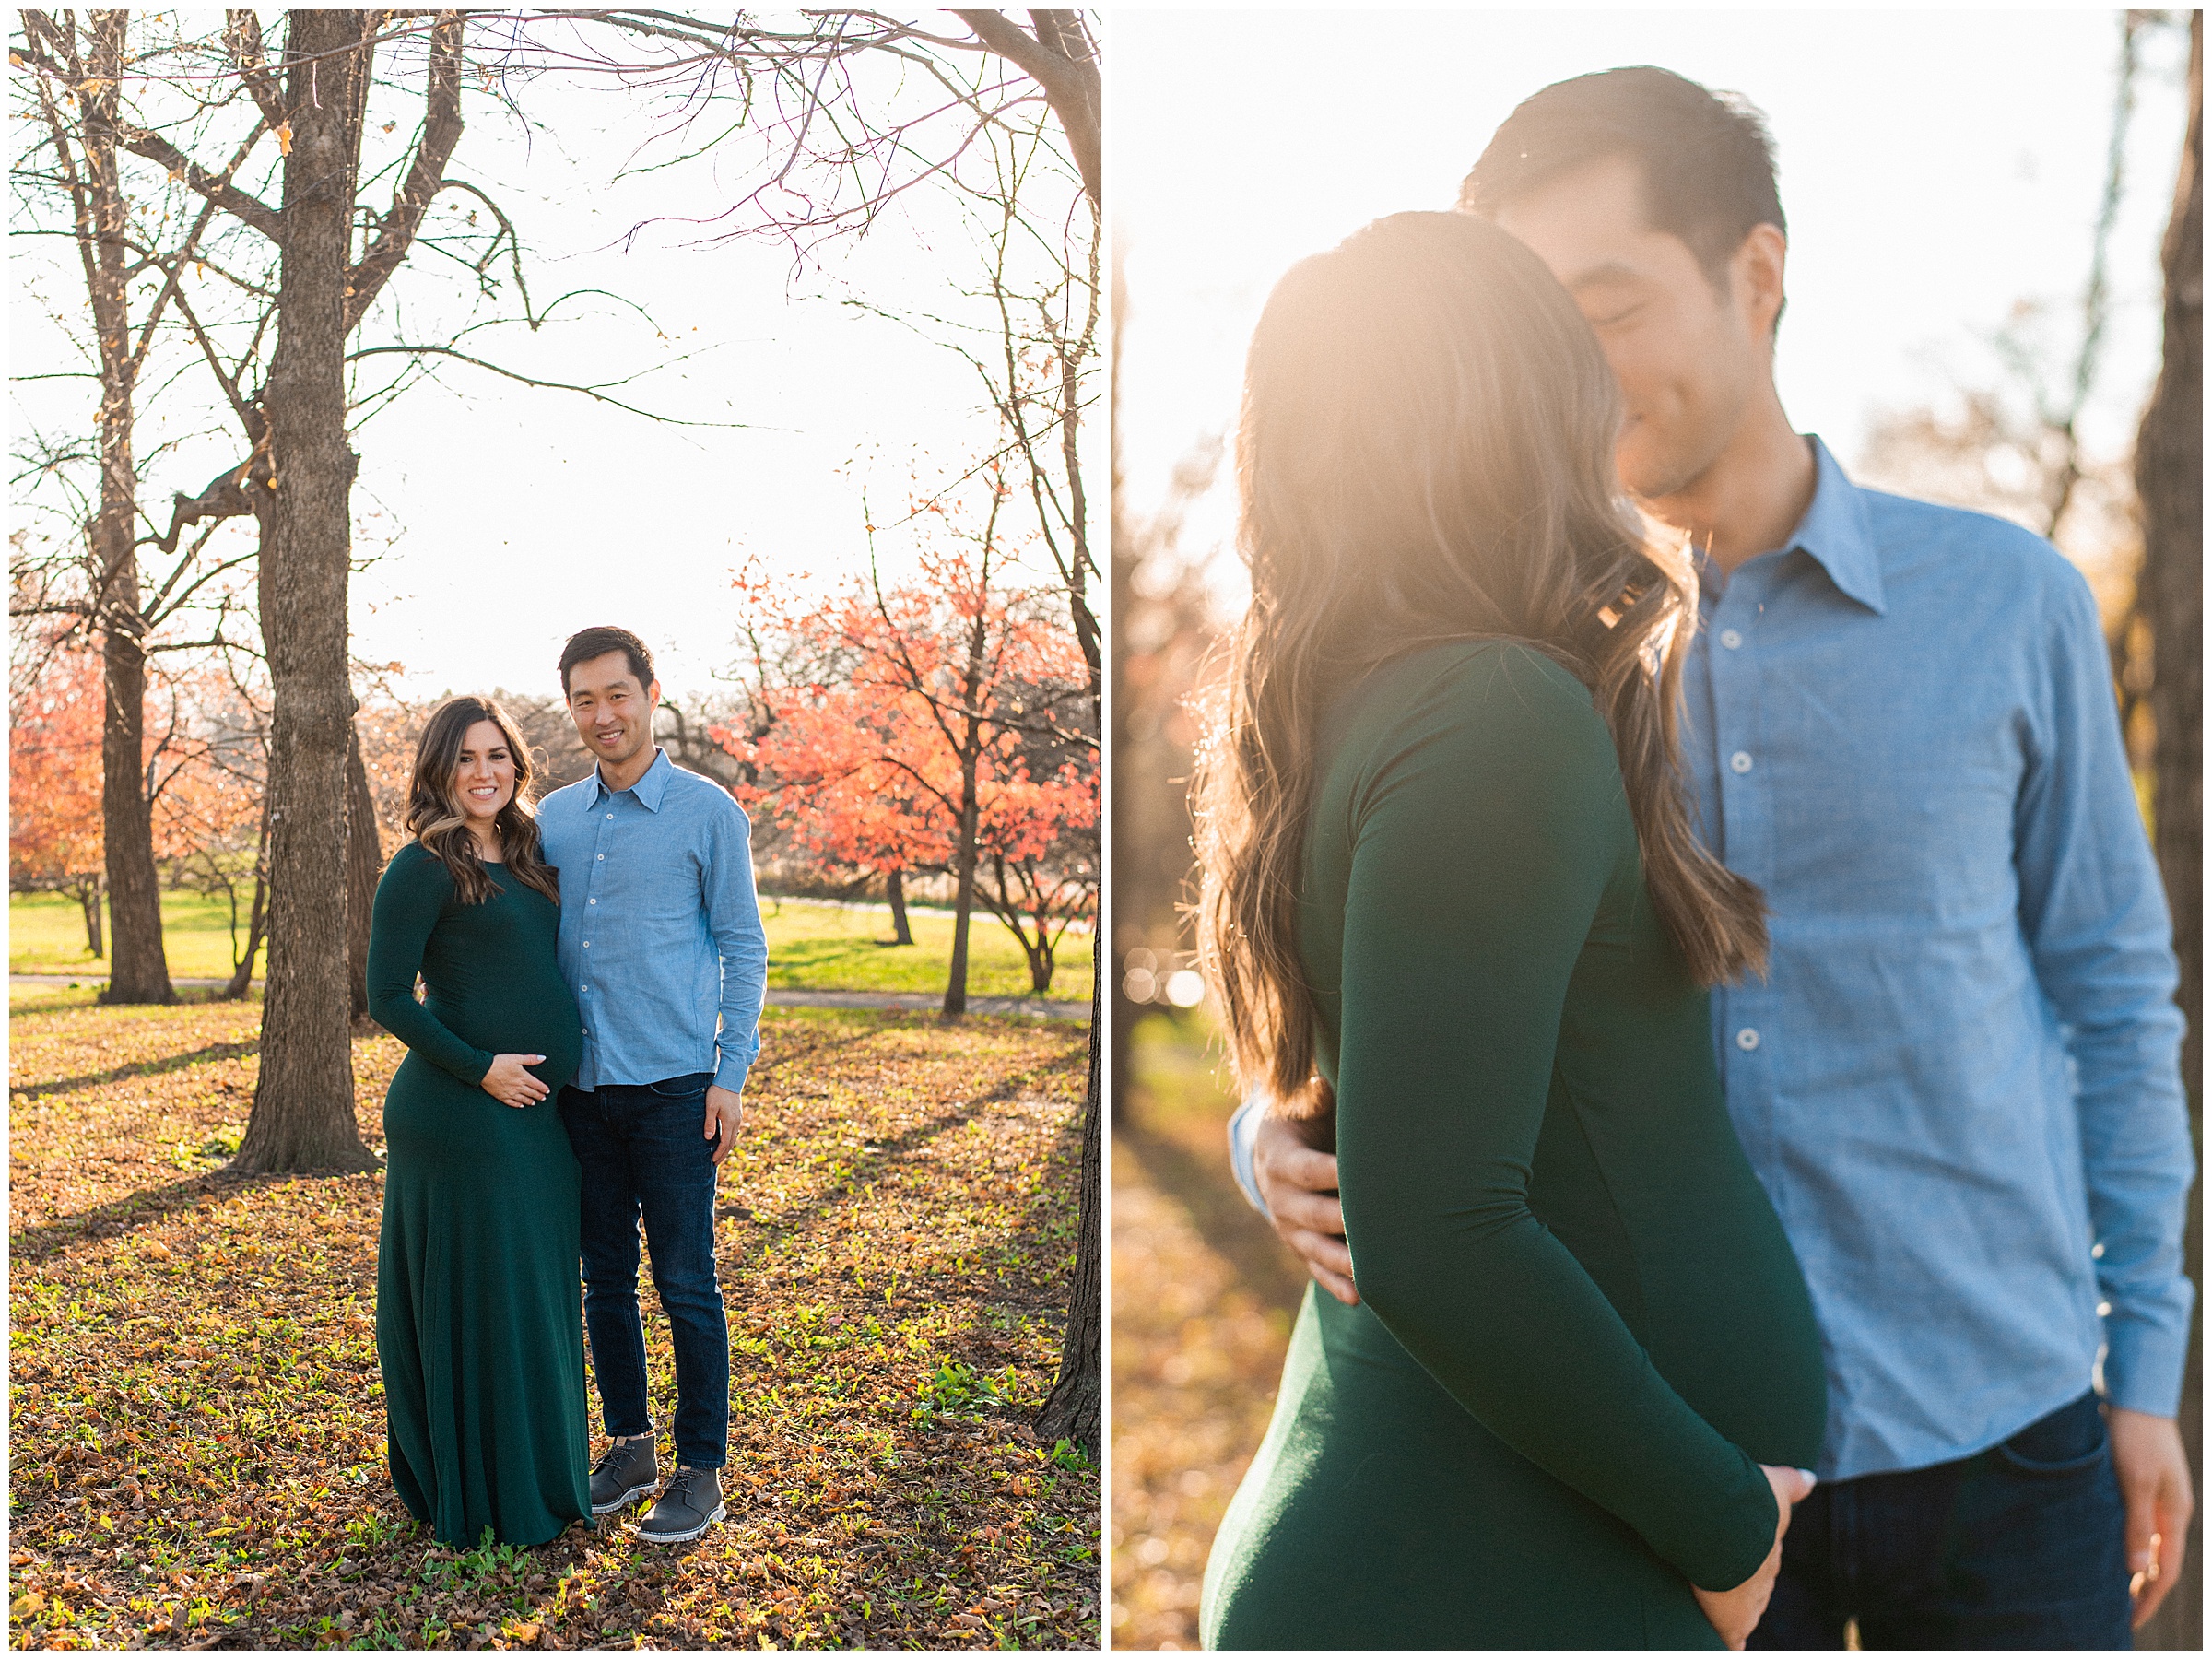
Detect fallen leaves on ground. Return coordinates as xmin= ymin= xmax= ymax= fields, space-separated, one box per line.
xmin=8 ymin=988 xmax=1100 ymax=1650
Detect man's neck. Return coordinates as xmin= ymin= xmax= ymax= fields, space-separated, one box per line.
xmin=1644 ymin=396 xmax=1818 ymax=576
xmin=597 ymin=744 xmax=659 ymax=795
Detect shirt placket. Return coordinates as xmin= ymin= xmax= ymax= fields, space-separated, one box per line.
xmin=1705 ymin=571 xmax=1779 ymax=1184
xmin=580 ymin=790 xmax=616 ymax=1086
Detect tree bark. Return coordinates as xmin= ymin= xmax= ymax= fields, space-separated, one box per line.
xmin=886 ymin=866 xmax=913 ymax=945
xmin=2135 ymin=15 xmax=2201 ymax=1651
xmin=347 ymin=718 xmax=383 ymax=1019
xmin=943 ymin=750 xmax=981 ymax=1019
xmin=76 ymin=876 xmax=105 ymax=959
xmin=78 ymin=12 xmax=173 ymax=1007
xmin=1034 ymin=929 xmax=1102 ymax=1456
xmin=236 ymin=10 xmax=378 ymax=1174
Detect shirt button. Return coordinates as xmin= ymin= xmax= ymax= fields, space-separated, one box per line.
xmin=583 ymin=941 xmax=591 ymax=948
xmin=1736 ymin=1027 xmax=1761 ymax=1052
xmin=1719 ymin=628 xmax=1744 ymax=650
xmin=1729 ymin=751 xmax=1754 ymax=773
xmin=597 ymin=854 xmax=605 ymax=860
xmin=588 ymin=898 xmax=596 ymax=905
xmin=606 ymin=813 xmax=614 ymax=820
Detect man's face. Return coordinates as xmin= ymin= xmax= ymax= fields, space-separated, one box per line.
xmin=1494 ymin=152 xmax=1771 ymax=501
xmin=565 ymin=650 xmax=660 ymax=770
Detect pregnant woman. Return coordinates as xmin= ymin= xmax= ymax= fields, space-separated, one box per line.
xmin=1194 ymin=213 xmax=1827 ymax=1648
xmin=371 ymin=695 xmax=592 ymax=1548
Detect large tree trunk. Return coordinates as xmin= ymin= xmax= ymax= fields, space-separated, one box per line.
xmin=236 ymin=10 xmax=377 ymax=1174
xmin=1034 ymin=928 xmax=1102 ymax=1457
xmin=81 ymin=12 xmax=172 ymax=1007
xmin=347 ymin=718 xmax=382 ymax=1018
xmin=2136 ymin=16 xmax=2202 ymax=1651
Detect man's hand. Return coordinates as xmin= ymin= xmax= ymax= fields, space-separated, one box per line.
xmin=1253 ymin=1112 xmax=1357 ymax=1305
xmin=1692 ymin=1465 xmax=1816 ymax=1650
xmin=2108 ymin=1406 xmax=2194 ymax=1628
xmin=703 ymin=1084 xmax=745 ymax=1166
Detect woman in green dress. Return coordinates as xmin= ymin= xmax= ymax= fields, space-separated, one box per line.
xmin=1194 ymin=213 xmax=1829 ymax=1648
xmin=370 ymin=695 xmax=592 ymax=1548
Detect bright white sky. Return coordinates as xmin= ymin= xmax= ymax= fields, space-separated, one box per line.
xmin=10 ymin=24 xmax=1065 ymax=703
xmin=1112 ymin=8 xmax=2194 ymax=605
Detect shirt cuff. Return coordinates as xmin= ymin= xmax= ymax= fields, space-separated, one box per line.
xmin=1227 ymin=1091 xmax=1270 ymax=1219
xmin=2103 ymin=1308 xmax=2194 ymax=1419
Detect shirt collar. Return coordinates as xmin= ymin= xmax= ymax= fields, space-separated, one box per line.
xmin=589 ymin=747 xmax=672 ymax=810
xmin=1786 ymin=434 xmax=1887 ymax=616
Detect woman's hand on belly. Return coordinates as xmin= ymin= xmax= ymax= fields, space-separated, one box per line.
xmin=481 ymin=1054 xmax=550 ymax=1108
xmin=1692 ymin=1466 xmax=1816 ymax=1649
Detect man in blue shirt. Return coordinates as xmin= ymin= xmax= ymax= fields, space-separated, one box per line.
xmin=1232 ymin=68 xmax=2194 ymax=1646
xmin=538 ymin=625 xmax=770 ymax=1546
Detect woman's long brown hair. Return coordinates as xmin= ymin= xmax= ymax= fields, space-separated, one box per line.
xmin=404 ymin=696 xmax=560 ymax=906
xmin=1194 ymin=212 xmax=1767 ymax=1104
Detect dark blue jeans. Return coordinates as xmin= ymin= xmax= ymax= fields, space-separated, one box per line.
xmin=559 ymin=1072 xmax=729 ymax=1471
xmin=1749 ymin=1391 xmax=2132 ymax=1649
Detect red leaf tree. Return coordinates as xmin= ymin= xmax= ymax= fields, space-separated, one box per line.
xmin=10 ymin=640 xmax=108 ymax=955
xmin=719 ymin=479 xmax=1098 ymax=1009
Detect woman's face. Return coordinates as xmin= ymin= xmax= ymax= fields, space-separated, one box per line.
xmin=453 ymin=719 xmax=517 ymax=830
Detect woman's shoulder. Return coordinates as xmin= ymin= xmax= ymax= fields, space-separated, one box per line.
xmin=1347 ymin=638 xmax=1607 ymax=760
xmin=379 ymin=839 xmax=454 ymax=898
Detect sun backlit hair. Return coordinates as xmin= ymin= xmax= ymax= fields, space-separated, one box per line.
xmin=1194 ymin=211 xmax=1768 ymax=1103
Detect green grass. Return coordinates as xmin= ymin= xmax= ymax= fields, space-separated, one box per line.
xmin=9 ymin=890 xmax=1093 ymax=1004
xmin=757 ymin=897 xmax=1092 ymax=1002
xmin=10 ymin=889 xmax=253 ymax=982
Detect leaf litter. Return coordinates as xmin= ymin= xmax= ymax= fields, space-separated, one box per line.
xmin=9 ymin=989 xmax=1100 ymax=1650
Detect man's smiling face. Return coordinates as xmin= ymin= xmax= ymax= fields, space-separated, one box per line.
xmin=565 ymin=649 xmax=659 ymax=771
xmin=1495 ymin=151 xmax=1771 ymax=503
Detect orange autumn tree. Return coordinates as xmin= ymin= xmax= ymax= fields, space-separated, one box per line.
xmin=10 ymin=641 xmax=108 ymax=955
xmin=718 ymin=492 xmax=1098 ymax=1011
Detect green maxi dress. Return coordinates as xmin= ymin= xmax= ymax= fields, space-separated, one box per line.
xmin=369 ymin=841 xmax=592 ymax=1548
xmin=1202 ymin=642 xmax=1829 ymax=1650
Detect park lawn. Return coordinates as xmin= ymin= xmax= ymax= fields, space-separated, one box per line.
xmin=9 ymin=891 xmax=251 ymax=983
xmin=9 ymin=892 xmax=1094 ymax=1004
xmin=7 ymin=988 xmax=1100 ymax=1651
xmin=756 ymin=899 xmax=1094 ymax=1005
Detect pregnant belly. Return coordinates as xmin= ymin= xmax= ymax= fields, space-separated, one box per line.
xmin=1637 ymin=1215 xmax=1829 ymax=1470
xmin=427 ymin=980 xmax=582 ymax=1092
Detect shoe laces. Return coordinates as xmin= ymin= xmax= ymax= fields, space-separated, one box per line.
xmin=592 ymin=1442 xmax=641 ymax=1478
xmin=660 ymin=1467 xmax=709 ymax=1507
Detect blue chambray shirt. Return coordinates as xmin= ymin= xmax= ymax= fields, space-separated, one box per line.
xmin=1685 ymin=437 xmax=2193 ymax=1479
xmin=1230 ymin=436 xmax=2194 ymax=1483
xmin=536 ymin=748 xmax=769 ymax=1096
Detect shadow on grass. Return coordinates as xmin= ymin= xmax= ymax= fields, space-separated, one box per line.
xmin=10 ymin=1170 xmax=265 ymax=1263
xmin=745 ymin=1058 xmax=1061 ymax=1260
xmin=11 ymin=1037 xmax=262 ymax=1102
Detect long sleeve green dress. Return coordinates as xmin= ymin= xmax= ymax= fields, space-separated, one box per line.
xmin=1201 ymin=642 xmax=1828 ymax=1650
xmin=369 ymin=842 xmax=593 ymax=1548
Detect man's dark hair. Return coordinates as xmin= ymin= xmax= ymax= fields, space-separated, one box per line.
xmin=559 ymin=625 xmax=655 ymax=695
xmin=1459 ymin=66 xmax=1784 ymax=289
